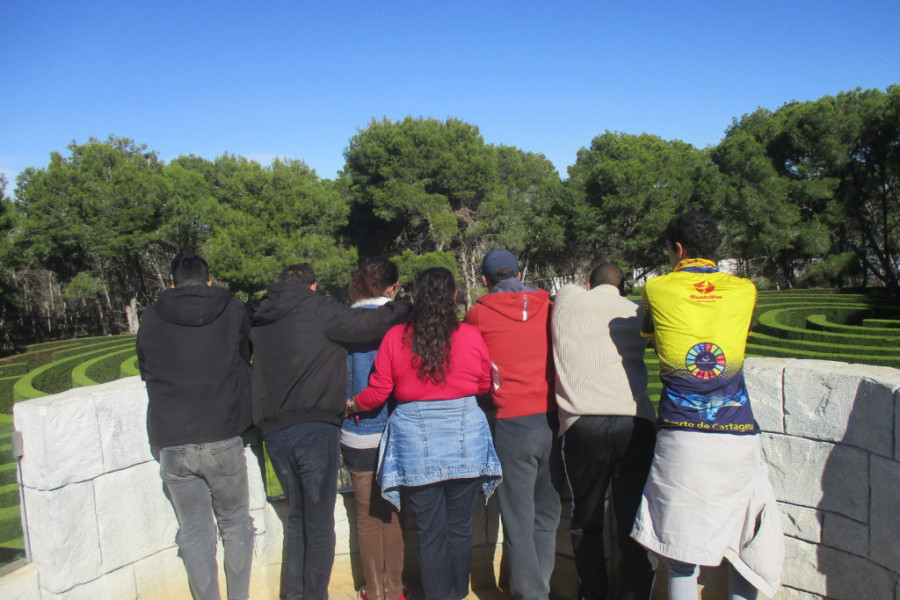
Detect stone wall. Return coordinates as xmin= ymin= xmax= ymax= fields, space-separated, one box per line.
xmin=745 ymin=359 xmax=900 ymax=600
xmin=2 ymin=358 xmax=899 ymax=600
xmin=4 ymin=377 xmax=280 ymax=600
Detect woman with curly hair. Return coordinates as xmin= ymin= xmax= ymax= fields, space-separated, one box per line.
xmin=347 ymin=267 xmax=502 ymax=600
xmin=342 ymin=257 xmax=406 ymax=600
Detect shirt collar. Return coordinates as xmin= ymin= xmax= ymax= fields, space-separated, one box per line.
xmin=673 ymin=258 xmax=719 ymax=273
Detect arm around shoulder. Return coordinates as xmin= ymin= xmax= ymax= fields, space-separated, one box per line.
xmin=327 ymin=299 xmax=411 ymax=344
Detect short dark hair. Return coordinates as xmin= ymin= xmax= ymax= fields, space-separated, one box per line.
xmin=349 ymin=257 xmax=399 ymax=301
xmin=662 ymin=211 xmax=720 ymax=260
xmin=280 ymin=263 xmax=317 ymax=286
xmin=589 ymin=262 xmax=625 ymax=295
xmin=171 ymin=253 xmax=209 ymax=288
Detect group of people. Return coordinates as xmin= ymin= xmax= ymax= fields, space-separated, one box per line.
xmin=136 ymin=211 xmax=783 ymax=600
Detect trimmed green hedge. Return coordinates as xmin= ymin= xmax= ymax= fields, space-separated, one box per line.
xmin=120 ymin=355 xmax=140 ymax=377
xmin=748 ymin=332 xmax=900 ymax=368
xmin=0 ymin=335 xmax=132 ymax=373
xmin=746 ymin=341 xmax=899 ymax=367
xmin=754 ymin=308 xmax=900 ymax=348
xmin=13 ymin=341 xmax=136 ymax=402
xmin=0 ymin=377 xmax=21 ymax=415
xmin=863 ymin=318 xmax=900 ymax=329
xmin=50 ymin=336 xmax=135 ymax=361
xmin=0 ymin=364 xmax=27 ymax=378
xmin=806 ymin=314 xmax=900 ymax=337
xmin=72 ymin=347 xmax=139 ymax=387
xmin=0 ymin=503 xmax=22 ymax=547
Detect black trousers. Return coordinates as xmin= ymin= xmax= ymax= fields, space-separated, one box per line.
xmin=405 ymin=478 xmax=481 ymax=600
xmin=562 ymin=416 xmax=656 ymax=600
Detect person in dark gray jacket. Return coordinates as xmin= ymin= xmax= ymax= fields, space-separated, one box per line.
xmin=137 ymin=253 xmax=253 ymax=600
xmin=250 ymin=263 xmax=409 ymax=600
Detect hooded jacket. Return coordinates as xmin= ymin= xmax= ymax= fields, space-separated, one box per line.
xmin=250 ymin=280 xmax=409 ymax=437
xmin=465 ymin=280 xmax=555 ymax=419
xmin=137 ymin=284 xmax=252 ymax=451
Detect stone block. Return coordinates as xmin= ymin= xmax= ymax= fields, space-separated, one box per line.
xmin=770 ymin=586 xmax=827 ymax=600
xmin=780 ymin=537 xmax=824 ymax=596
xmin=469 ymin=544 xmax=500 ymax=590
xmin=335 ymin=496 xmax=351 ymax=552
xmin=822 ymin=511 xmax=868 ymax=557
xmin=245 ymin=445 xmax=268 ymax=511
xmin=14 ymin=390 xmax=104 ymax=490
xmin=92 ymin=378 xmax=154 ymax=471
xmin=550 ymin=554 xmax=578 ymax=600
xmin=263 ymin=501 xmax=285 ymax=568
xmin=23 ymin=482 xmax=101 ymax=593
xmin=0 ymin=561 xmax=39 ymax=600
xmin=761 ymin=433 xmax=868 ymax=522
xmin=896 ymin=389 xmax=900 ymax=463
xmin=94 ymin=461 xmax=178 ymax=573
xmin=250 ymin=506 xmax=267 ymax=539
xmin=471 ymin=492 xmax=500 ymax=547
xmin=778 ymin=503 xmax=821 ymax=543
xmin=41 ymin=566 xmax=137 ymax=600
xmin=133 ymin=547 xmax=193 ymax=600
xmin=783 ymin=360 xmax=894 ymax=457
xmin=816 ymin=544 xmax=895 ymax=600
xmin=870 ymin=455 xmax=900 ymax=574
xmin=745 ymin=357 xmax=791 ymax=434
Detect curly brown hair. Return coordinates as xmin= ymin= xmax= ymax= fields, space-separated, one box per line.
xmin=405 ymin=267 xmax=459 ymax=383
xmin=349 ymin=257 xmax=399 ymax=301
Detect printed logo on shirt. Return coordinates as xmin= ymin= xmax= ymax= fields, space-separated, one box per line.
xmin=685 ymin=342 xmax=726 ymax=380
xmin=688 ymin=280 xmax=723 ymax=303
xmin=694 ymin=280 xmax=716 ymax=294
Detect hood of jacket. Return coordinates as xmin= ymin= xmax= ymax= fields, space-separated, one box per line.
xmin=473 ymin=287 xmax=550 ymax=323
xmin=153 ymin=285 xmax=234 ymax=327
xmin=252 ymin=280 xmax=315 ymax=325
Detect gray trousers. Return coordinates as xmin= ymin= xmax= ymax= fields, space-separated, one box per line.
xmin=160 ymin=436 xmax=253 ymax=600
xmin=493 ymin=412 xmax=563 ymax=600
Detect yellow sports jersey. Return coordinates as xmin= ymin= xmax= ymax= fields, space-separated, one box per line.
xmin=642 ymin=258 xmax=758 ymax=434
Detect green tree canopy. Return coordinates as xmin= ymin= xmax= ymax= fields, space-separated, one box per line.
xmin=342 ymin=116 xmax=502 ymax=297
xmin=566 ymin=132 xmax=719 ymax=279
xmin=193 ymin=155 xmax=356 ymax=295
xmin=15 ymin=136 xmax=170 ymax=332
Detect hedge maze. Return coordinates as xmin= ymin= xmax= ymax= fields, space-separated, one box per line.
xmin=0 ymin=334 xmax=136 ymax=553
xmin=747 ymin=290 xmax=900 ymax=368
xmin=0 ymin=289 xmax=897 ymax=560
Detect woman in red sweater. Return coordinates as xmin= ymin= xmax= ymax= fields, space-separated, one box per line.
xmin=348 ymin=267 xmax=502 ymax=600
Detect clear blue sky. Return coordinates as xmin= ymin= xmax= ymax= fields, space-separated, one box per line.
xmin=2 ymin=0 xmax=898 ymax=192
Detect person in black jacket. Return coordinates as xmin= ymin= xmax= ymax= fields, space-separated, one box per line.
xmin=137 ymin=253 xmax=254 ymax=600
xmin=250 ymin=263 xmax=410 ymax=600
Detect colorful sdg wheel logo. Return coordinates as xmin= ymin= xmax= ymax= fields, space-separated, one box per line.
xmin=685 ymin=342 xmax=726 ymax=379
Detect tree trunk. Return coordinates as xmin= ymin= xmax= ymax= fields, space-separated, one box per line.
xmin=125 ymin=297 xmax=140 ymax=333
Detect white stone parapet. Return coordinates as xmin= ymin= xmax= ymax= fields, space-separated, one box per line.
xmin=2 ymin=359 xmax=899 ymax=599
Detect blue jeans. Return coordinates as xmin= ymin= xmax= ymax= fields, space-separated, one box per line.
xmin=405 ymin=478 xmax=481 ymax=600
xmin=159 ymin=436 xmax=253 ymax=600
xmin=493 ymin=413 xmax=562 ymax=600
xmin=265 ymin=422 xmax=341 ymax=600
xmin=562 ymin=416 xmax=656 ymax=600
xmin=668 ymin=560 xmax=757 ymax=600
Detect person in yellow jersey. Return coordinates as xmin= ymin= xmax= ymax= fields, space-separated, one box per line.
xmin=630 ymin=212 xmax=783 ymax=600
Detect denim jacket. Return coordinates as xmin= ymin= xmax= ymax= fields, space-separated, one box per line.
xmin=341 ymin=301 xmax=392 ymax=450
xmin=376 ymin=396 xmax=503 ymax=510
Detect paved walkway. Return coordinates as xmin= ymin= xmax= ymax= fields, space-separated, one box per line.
xmin=326 ymin=554 xmax=513 ymax=600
